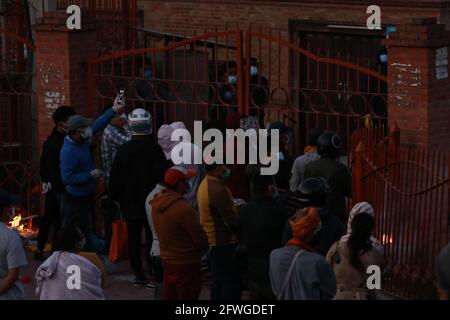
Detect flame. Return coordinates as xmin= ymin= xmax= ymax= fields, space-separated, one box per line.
xmin=382 ymin=233 xmax=394 ymax=245
xmin=9 ymin=214 xmax=25 ymax=231
xmin=8 ymin=213 xmax=36 ymax=237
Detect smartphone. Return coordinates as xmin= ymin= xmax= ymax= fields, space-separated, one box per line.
xmin=118 ymin=89 xmax=125 ymax=105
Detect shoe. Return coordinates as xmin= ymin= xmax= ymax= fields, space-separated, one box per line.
xmin=133 ymin=275 xmax=155 ymax=289
xmin=33 ymin=250 xmax=45 ymax=262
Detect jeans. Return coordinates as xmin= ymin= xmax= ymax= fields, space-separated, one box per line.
xmin=209 ymin=244 xmax=242 ymax=300
xmin=126 ymin=218 xmax=152 ymax=275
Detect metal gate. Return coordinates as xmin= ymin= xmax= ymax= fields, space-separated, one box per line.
xmin=87 ymin=27 xmax=387 ymax=154
xmin=352 ymin=126 xmax=450 ymax=299
xmin=0 ymin=26 xmax=36 ymax=204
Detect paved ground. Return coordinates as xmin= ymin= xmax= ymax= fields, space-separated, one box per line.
xmin=21 ymin=249 xmax=215 ymax=300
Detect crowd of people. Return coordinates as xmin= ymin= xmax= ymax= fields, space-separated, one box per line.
xmin=0 ymin=91 xmax=449 ymax=301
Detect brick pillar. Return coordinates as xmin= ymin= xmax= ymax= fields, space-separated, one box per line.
xmin=386 ymin=17 xmax=450 ymax=151
xmin=34 ymin=11 xmax=97 ymax=148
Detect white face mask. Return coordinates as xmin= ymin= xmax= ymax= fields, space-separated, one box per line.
xmin=81 ymin=127 xmax=93 ymax=140
xmin=379 ymin=54 xmax=388 ymax=63
xmin=250 ymin=66 xmax=258 ymax=76
xmin=277 ymin=151 xmax=285 ymax=161
xmin=228 ymin=75 xmax=237 ymax=84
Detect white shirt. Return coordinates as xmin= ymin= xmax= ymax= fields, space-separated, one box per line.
xmin=145 ymin=184 xmax=166 ymax=257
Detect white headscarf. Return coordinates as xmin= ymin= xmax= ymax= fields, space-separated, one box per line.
xmin=157 ymin=124 xmax=174 ymax=160
xmin=340 ymin=201 xmax=384 ymax=254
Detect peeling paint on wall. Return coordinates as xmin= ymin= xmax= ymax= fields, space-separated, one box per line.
xmin=390 ymin=62 xmax=422 ymax=108
xmin=39 ymin=63 xmax=66 ymax=118
xmin=44 ymin=91 xmax=66 ymax=117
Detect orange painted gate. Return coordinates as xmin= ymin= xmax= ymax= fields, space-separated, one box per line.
xmin=0 ymin=2 xmax=38 ymax=208
xmin=352 ymin=126 xmax=450 ymax=299
xmin=87 ymin=27 xmax=388 ymax=155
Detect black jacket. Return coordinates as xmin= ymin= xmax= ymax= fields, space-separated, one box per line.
xmin=40 ymin=128 xmax=66 ymax=194
xmin=239 ymin=196 xmax=288 ymax=282
xmin=303 ymin=158 xmax=352 ymax=223
xmin=109 ymin=137 xmax=166 ymax=220
xmin=282 ymin=207 xmax=344 ymax=256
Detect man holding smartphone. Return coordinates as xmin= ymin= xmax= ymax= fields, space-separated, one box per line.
xmin=60 ymin=93 xmax=126 ymax=253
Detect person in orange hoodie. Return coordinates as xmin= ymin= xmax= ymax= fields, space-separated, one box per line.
xmin=150 ymin=166 xmax=209 ymax=300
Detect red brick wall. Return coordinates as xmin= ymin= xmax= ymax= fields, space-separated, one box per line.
xmin=34 ymin=12 xmax=97 ymax=149
xmin=139 ymin=0 xmax=447 ymax=35
xmin=386 ymin=17 xmax=450 ymax=151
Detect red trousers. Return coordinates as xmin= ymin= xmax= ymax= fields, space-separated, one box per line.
xmin=162 ymin=261 xmax=202 ymax=300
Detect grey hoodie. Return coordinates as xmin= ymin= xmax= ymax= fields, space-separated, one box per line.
xmin=289 ymin=149 xmax=321 ymax=192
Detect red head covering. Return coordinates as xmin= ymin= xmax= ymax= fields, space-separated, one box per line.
xmin=287 ymin=207 xmax=321 ymax=252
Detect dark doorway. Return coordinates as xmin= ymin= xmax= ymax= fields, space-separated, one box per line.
xmin=289 ymin=21 xmax=387 ymax=153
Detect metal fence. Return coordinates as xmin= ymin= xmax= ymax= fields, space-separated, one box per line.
xmin=87 ymin=26 xmax=388 ymax=155
xmin=352 ymin=126 xmax=450 ymax=299
xmin=0 ymin=25 xmax=38 ymax=210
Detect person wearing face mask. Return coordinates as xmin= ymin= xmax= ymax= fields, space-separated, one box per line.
xmin=109 ymin=108 xmax=166 ymax=288
xmin=60 ymin=94 xmax=125 ymax=254
xmin=208 ymin=61 xmax=238 ymax=134
xmin=100 ymin=108 xmax=131 ymax=253
xmin=368 ymin=46 xmax=388 ymax=128
xmin=268 ymin=122 xmax=294 ymax=195
xmin=198 ymin=162 xmax=242 ymax=300
xmin=35 ymin=106 xmax=76 ymax=261
xmin=0 ymin=191 xmax=27 ymax=300
xmin=150 ymin=166 xmax=209 ymax=300
xmin=248 ymin=58 xmax=269 ymax=128
xmin=238 ymin=165 xmax=288 ymax=300
xmin=35 ymin=226 xmax=106 ymax=300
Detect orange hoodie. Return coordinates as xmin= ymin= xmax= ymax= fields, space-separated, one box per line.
xmin=150 ymin=189 xmax=209 ymax=265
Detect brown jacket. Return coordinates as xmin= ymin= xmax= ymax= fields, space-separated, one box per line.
xmin=150 ymin=189 xmax=209 ymax=264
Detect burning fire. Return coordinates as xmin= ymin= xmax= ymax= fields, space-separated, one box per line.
xmin=9 ymin=214 xmax=25 ymax=231
xmin=382 ymin=233 xmax=394 ymax=245
xmin=8 ymin=213 xmax=37 ymax=238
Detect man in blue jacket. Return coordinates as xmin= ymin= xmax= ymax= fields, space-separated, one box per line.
xmin=60 ymin=95 xmax=125 ymax=252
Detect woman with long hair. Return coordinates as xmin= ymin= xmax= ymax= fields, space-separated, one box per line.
xmin=326 ymin=212 xmax=385 ymax=300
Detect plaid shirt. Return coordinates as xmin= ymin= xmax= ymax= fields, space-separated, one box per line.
xmin=101 ymin=124 xmax=131 ymax=187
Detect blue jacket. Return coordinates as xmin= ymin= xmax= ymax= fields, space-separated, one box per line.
xmin=60 ymin=108 xmax=115 ymax=196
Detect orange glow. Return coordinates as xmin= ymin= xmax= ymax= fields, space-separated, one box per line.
xmin=8 ymin=213 xmax=37 ymax=237
xmin=382 ymin=233 xmax=394 ymax=245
